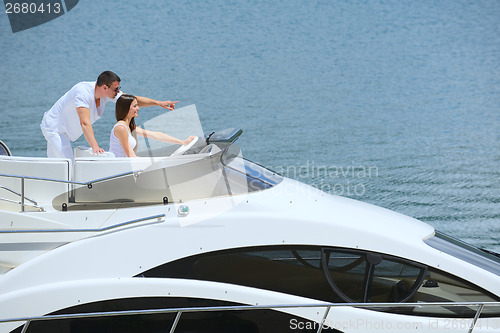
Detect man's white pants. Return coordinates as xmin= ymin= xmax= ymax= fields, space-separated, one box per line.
xmin=40 ymin=126 xmax=74 ymax=160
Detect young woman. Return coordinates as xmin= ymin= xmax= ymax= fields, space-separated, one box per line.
xmin=109 ymin=94 xmax=196 ymax=157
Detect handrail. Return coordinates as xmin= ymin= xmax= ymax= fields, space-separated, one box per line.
xmin=0 ymin=171 xmax=140 ymax=212
xmin=0 ymin=185 xmax=37 ymax=205
xmin=0 ymin=213 xmax=165 ymax=234
xmin=0 ymin=197 xmax=43 ymax=212
xmin=1 ymin=301 xmax=498 ymax=333
xmin=0 ymin=170 xmax=139 ymax=188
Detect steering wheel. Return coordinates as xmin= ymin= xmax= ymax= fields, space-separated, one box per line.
xmin=171 ymin=136 xmax=199 ymax=156
xmin=0 ymin=140 xmax=12 ymax=156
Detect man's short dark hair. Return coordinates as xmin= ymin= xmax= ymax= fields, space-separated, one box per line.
xmin=96 ymin=71 xmax=121 ymax=87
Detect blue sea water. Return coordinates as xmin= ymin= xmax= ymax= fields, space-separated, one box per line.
xmin=0 ymin=0 xmax=499 ymax=251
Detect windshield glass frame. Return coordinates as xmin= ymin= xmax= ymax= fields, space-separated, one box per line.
xmin=425 ymin=231 xmax=500 ymax=276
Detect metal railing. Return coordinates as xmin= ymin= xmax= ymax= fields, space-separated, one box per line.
xmin=0 ymin=186 xmax=37 ymax=206
xmin=0 ymin=213 xmax=165 ymax=234
xmin=1 ymin=301 xmax=498 ymax=333
xmin=0 ymin=185 xmax=41 ymax=211
xmin=0 ymin=171 xmax=140 ymax=212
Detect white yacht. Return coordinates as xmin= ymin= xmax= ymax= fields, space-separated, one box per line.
xmin=0 ymin=106 xmax=499 ymax=333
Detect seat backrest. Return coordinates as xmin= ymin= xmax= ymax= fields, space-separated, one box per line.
xmin=0 ymin=156 xmax=71 ymax=209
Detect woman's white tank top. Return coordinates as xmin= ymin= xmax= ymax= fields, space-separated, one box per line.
xmin=109 ymin=123 xmax=137 ymax=157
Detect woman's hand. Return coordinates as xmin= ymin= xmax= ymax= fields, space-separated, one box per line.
xmin=183 ymin=136 xmax=197 ymax=145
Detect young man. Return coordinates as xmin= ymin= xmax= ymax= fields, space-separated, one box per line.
xmin=40 ymin=70 xmax=178 ymax=160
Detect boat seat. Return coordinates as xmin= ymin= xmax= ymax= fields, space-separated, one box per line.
xmin=0 ymin=156 xmax=71 ymax=210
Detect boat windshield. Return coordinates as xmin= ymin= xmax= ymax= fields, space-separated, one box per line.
xmin=425 ymin=231 xmax=500 ymax=276
xmin=135 ymin=104 xmax=206 ymax=157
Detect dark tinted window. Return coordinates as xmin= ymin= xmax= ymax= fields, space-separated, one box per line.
xmin=140 ymin=246 xmax=500 ymax=317
xmin=323 ymin=250 xmax=366 ymax=302
xmin=141 ymin=247 xmax=340 ymax=302
xmin=323 ymin=249 xmax=426 ymax=304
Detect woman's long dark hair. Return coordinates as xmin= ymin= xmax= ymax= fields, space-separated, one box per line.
xmin=115 ymin=94 xmax=137 ymax=133
xmin=115 ymin=94 xmax=138 ymax=151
